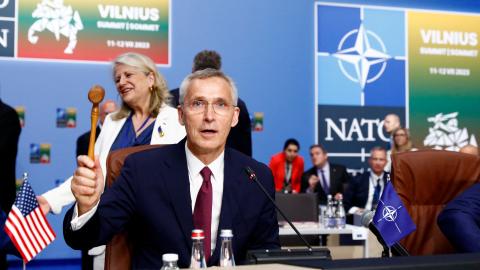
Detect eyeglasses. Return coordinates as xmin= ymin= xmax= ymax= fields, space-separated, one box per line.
xmin=394 ymin=133 xmax=407 ymax=137
xmin=183 ymin=99 xmax=235 ymax=115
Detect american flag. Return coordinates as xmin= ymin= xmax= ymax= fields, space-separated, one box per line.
xmin=3 ymin=179 xmax=56 ymax=262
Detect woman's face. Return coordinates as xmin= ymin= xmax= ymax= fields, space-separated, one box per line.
xmin=114 ymin=63 xmax=154 ymax=108
xmin=394 ymin=130 xmax=408 ymax=147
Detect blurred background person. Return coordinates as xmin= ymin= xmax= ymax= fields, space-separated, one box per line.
xmin=269 ymin=138 xmax=304 ymax=193
xmin=344 ymin=147 xmax=388 ymax=215
xmin=459 ymin=144 xmax=479 ymax=156
xmin=383 ymin=113 xmax=401 ymax=149
xmin=0 ymin=98 xmax=21 ymax=269
xmin=169 ymin=49 xmax=252 ymax=156
xmin=385 ymin=127 xmax=417 ymax=172
xmin=76 ymin=100 xmax=117 ymax=157
xmin=301 ymin=144 xmax=349 ymax=204
xmin=391 ymin=127 xmax=417 ymax=154
xmin=37 ymin=52 xmax=186 ymax=270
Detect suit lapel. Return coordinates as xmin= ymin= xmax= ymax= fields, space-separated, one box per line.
xmin=163 ymin=140 xmax=193 ymax=248
xmin=209 ymin=148 xmax=241 ymax=264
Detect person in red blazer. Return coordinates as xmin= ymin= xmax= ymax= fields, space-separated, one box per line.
xmin=269 ymin=138 xmax=304 ymax=193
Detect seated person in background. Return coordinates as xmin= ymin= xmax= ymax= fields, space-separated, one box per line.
xmin=269 ymin=138 xmax=304 ymax=193
xmin=459 ymin=144 xmax=479 ymax=156
xmin=391 ymin=127 xmax=417 ymax=154
xmin=344 ymin=147 xmax=388 ymax=214
xmin=64 ymin=69 xmax=280 ymax=268
xmin=438 ymin=183 xmax=480 ymax=253
xmin=385 ymin=127 xmax=417 ymax=172
xmin=301 ymin=144 xmax=349 ymax=204
xmin=169 ymin=49 xmax=252 ymax=157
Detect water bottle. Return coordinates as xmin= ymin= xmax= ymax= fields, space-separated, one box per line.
xmin=190 ymin=229 xmax=207 ymax=269
xmin=335 ymin=194 xmax=346 ymax=229
xmin=325 ymin=195 xmax=335 ymax=229
xmin=219 ymin=229 xmax=235 ymax=267
xmin=161 ymin=253 xmax=180 ymax=270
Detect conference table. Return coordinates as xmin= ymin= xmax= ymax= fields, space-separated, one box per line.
xmin=278 ymin=222 xmax=370 ymax=258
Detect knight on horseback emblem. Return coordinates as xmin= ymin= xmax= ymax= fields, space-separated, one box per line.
xmin=28 ymin=0 xmax=83 ymax=54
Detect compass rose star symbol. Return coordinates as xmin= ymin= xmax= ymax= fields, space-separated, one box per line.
xmin=333 ymin=24 xmax=391 ymax=89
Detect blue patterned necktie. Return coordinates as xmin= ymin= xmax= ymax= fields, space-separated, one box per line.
xmin=320 ymin=169 xmax=329 ymax=195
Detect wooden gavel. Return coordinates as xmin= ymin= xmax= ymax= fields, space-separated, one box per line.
xmin=87 ymin=85 xmax=105 ymax=160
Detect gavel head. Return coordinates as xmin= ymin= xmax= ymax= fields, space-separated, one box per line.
xmin=88 ymin=85 xmax=105 ymax=105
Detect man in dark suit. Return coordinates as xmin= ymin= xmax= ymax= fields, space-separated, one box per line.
xmin=64 ymin=69 xmax=279 ymax=269
xmin=0 ymin=99 xmax=21 ymax=269
xmin=75 ymin=100 xmax=117 ymax=157
xmin=169 ymin=50 xmax=252 ymax=156
xmin=437 ymin=183 xmax=480 ymax=253
xmin=301 ymin=144 xmax=349 ymax=204
xmin=343 ymin=146 xmax=388 ymax=214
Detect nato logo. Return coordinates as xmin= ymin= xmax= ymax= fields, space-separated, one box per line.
xmin=316 ymin=4 xmax=406 ymax=107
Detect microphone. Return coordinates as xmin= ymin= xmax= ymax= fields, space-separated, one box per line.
xmin=244 ymin=166 xmax=312 ymax=250
xmin=361 ymin=210 xmax=409 ymax=257
xmin=244 ymin=166 xmax=331 ymax=264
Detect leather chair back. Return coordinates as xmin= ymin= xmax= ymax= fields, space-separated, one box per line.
xmin=391 ymin=150 xmax=480 ymax=255
xmin=104 ymin=144 xmax=164 ymax=270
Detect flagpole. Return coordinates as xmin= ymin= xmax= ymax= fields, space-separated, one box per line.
xmin=23 ymin=261 xmax=26 ymax=270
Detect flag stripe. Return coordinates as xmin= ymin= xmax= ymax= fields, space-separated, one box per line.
xmin=8 ymin=208 xmax=37 ymax=257
xmin=4 ymin=220 xmax=33 ymax=262
xmin=14 ymin=209 xmax=42 ymax=254
xmin=33 ymin=208 xmax=56 ymax=241
xmin=12 ymin=207 xmax=42 ymax=254
xmin=26 ymin=214 xmax=47 ymax=249
xmin=30 ymin=211 xmax=49 ymax=248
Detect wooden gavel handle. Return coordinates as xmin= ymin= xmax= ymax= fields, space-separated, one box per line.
xmin=87 ymin=85 xmax=105 ymax=160
xmin=88 ymin=104 xmax=100 ymax=160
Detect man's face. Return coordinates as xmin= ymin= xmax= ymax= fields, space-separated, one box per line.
xmin=384 ymin=115 xmax=400 ymax=134
xmin=310 ymin=147 xmax=327 ymax=168
xmin=178 ymin=77 xmax=239 ymax=156
xmin=100 ymin=101 xmax=117 ymax=124
xmin=284 ymin=144 xmax=299 ymax=163
xmin=369 ymin=149 xmax=387 ymax=175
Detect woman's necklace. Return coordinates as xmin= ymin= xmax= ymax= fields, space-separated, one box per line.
xmin=135 ymin=115 xmax=151 ymax=134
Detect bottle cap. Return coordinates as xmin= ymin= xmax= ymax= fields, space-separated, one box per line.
xmin=162 ymin=253 xmax=178 ymax=262
xmin=191 ymin=229 xmax=205 ymax=239
xmin=220 ymin=229 xmax=233 ymax=237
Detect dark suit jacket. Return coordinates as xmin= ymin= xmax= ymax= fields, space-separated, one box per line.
xmin=0 ymin=99 xmax=20 ymax=213
xmin=169 ymin=89 xmax=252 ymax=156
xmin=63 ymin=141 xmax=279 ymax=269
xmin=300 ymin=163 xmax=349 ymax=204
xmin=437 ymin=183 xmax=480 ymax=253
xmin=76 ymin=126 xmax=101 ymax=157
xmin=343 ymin=172 xmax=387 ymax=212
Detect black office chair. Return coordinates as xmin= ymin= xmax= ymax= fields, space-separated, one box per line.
xmin=275 ymin=193 xmax=319 ymax=247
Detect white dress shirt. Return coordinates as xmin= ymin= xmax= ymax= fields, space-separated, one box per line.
xmin=348 ymin=172 xmax=385 ymax=214
xmin=185 ymin=143 xmax=224 ymax=254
